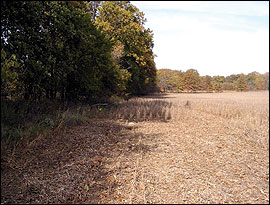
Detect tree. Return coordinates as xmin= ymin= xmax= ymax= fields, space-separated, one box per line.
xmin=200 ymin=75 xmax=212 ymax=92
xmin=88 ymin=1 xmax=102 ymax=22
xmin=263 ymin=72 xmax=269 ymax=90
xmin=94 ymin=1 xmax=156 ymax=95
xmin=157 ymin=69 xmax=172 ymax=92
xmin=168 ymin=70 xmax=184 ymax=92
xmin=225 ymin=74 xmax=241 ymax=84
xmin=157 ymin=69 xmax=184 ymax=92
xmin=212 ymin=76 xmax=225 ymax=84
xmin=236 ymin=74 xmax=248 ymax=91
xmin=2 ymin=1 xmax=49 ymax=100
xmin=212 ymin=81 xmax=222 ymax=92
xmin=1 ymin=1 xmax=118 ymax=101
xmin=211 ymin=76 xmax=224 ymax=92
xmin=222 ymin=82 xmax=234 ymax=90
xmin=246 ymin=72 xmax=259 ymax=90
xmin=1 ymin=49 xmax=21 ymax=98
xmin=182 ymin=69 xmax=201 ymax=92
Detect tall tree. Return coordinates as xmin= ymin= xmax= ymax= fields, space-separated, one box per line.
xmin=1 ymin=48 xmax=20 ymax=98
xmin=1 ymin=1 xmax=118 ymax=101
xmin=94 ymin=1 xmax=156 ymax=95
xmin=182 ymin=69 xmax=201 ymax=91
xmin=236 ymin=74 xmax=248 ymax=91
xmin=246 ymin=72 xmax=259 ymax=90
xmin=263 ymin=72 xmax=269 ymax=90
xmin=157 ymin=69 xmax=173 ymax=92
xmin=200 ymin=75 xmax=213 ymax=92
xmin=157 ymin=69 xmax=184 ymax=92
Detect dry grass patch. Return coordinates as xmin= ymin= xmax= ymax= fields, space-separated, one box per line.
xmin=89 ymin=99 xmax=173 ymax=122
xmin=1 ymin=91 xmax=269 ymax=204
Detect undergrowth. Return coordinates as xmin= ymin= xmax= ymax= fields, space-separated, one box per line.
xmin=1 ymin=96 xmax=174 ymax=161
xmin=1 ymin=99 xmax=90 ymax=151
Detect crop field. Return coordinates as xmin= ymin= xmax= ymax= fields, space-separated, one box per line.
xmin=1 ymin=91 xmax=269 ymax=204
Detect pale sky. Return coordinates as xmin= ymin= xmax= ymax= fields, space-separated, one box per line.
xmin=131 ymin=1 xmax=269 ymax=77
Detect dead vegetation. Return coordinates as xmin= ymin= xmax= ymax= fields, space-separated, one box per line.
xmin=1 ymin=91 xmax=269 ymax=204
xmin=103 ymin=99 xmax=173 ymax=122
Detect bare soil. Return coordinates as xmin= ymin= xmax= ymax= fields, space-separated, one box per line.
xmin=1 ymin=91 xmax=269 ymax=204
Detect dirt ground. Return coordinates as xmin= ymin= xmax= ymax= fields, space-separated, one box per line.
xmin=1 ymin=91 xmax=269 ymax=204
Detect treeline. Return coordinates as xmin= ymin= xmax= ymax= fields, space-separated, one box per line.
xmin=157 ymin=69 xmax=269 ymax=92
xmin=1 ymin=1 xmax=156 ymax=102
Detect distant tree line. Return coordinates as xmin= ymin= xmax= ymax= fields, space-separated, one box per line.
xmin=157 ymin=69 xmax=269 ymax=92
xmin=1 ymin=1 xmax=157 ymax=102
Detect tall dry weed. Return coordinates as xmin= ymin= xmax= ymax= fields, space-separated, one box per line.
xmin=96 ymin=99 xmax=173 ymax=122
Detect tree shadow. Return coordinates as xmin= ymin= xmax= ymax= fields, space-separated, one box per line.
xmin=139 ymin=93 xmax=176 ymax=99
xmin=1 ymin=96 xmax=174 ymax=203
xmin=1 ymin=118 xmax=162 ymax=204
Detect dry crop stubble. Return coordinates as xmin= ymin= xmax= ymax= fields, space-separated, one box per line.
xmin=166 ymin=91 xmax=269 ymax=147
xmin=1 ymin=91 xmax=269 ymax=204
xmin=103 ymin=98 xmax=173 ymax=122
xmin=111 ymin=91 xmax=269 ymax=204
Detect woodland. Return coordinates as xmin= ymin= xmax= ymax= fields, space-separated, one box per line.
xmin=157 ymin=69 xmax=269 ymax=93
xmin=1 ymin=1 xmax=269 ymax=204
xmin=2 ymin=1 xmax=157 ymax=102
xmin=1 ymin=0 xmax=269 ymax=147
xmin=1 ymin=1 xmax=157 ymax=145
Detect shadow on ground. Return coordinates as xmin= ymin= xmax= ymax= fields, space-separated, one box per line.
xmin=140 ymin=93 xmax=176 ymax=99
xmin=1 ymin=118 xmax=161 ymax=204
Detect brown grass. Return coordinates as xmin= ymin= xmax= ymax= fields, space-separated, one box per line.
xmin=1 ymin=91 xmax=269 ymax=204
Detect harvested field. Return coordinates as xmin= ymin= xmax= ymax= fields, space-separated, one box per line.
xmin=1 ymin=91 xmax=269 ymax=204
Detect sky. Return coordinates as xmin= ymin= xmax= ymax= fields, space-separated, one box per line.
xmin=131 ymin=1 xmax=269 ymax=77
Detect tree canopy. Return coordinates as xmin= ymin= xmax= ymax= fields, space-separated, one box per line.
xmin=1 ymin=1 xmax=157 ymax=102
xmin=1 ymin=0 xmax=268 ymax=102
xmin=93 ymin=1 xmax=156 ymax=95
xmin=156 ymin=68 xmax=269 ymax=93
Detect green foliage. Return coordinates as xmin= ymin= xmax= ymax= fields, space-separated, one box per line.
xmin=1 ymin=49 xmax=20 ymax=97
xmin=1 ymin=0 xmax=159 ymax=148
xmin=254 ymin=74 xmax=268 ymax=90
xmin=157 ymin=69 xmax=268 ymax=93
xmin=246 ymin=72 xmax=258 ymax=90
xmin=211 ymin=76 xmax=224 ymax=92
xmin=182 ymin=69 xmax=201 ymax=91
xmin=1 ymin=1 xmax=157 ymax=101
xmin=94 ymin=1 xmax=157 ymax=95
xmin=236 ymin=75 xmax=248 ymax=91
xmin=157 ymin=69 xmax=184 ymax=92
xmin=0 ymin=98 xmax=90 ymax=144
xmin=211 ymin=81 xmax=222 ymax=92
xmin=1 ymin=1 xmax=119 ymax=101
xmin=157 ymin=68 xmax=202 ymax=92
xmin=212 ymin=76 xmax=225 ymax=84
xmin=200 ymin=75 xmax=213 ymax=92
